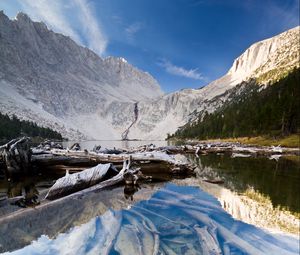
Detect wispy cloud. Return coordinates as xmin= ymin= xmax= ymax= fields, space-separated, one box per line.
xmin=265 ymin=0 xmax=299 ymax=30
xmin=18 ymin=0 xmax=82 ymax=43
xmin=17 ymin=0 xmax=107 ymax=56
xmin=125 ymin=22 xmax=142 ymax=41
xmin=159 ymin=59 xmax=205 ymax=80
xmin=73 ymin=0 xmax=107 ymax=56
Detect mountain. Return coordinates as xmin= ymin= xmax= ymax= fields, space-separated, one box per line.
xmin=172 ymin=68 xmax=300 ymax=139
xmin=0 ymin=11 xmax=299 ymax=140
xmin=0 ymin=11 xmax=162 ymax=139
xmin=110 ymin=26 xmax=299 ymax=139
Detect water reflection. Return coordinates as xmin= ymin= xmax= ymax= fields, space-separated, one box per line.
xmin=1 ymin=144 xmax=299 ymax=253
xmin=189 ymin=154 xmax=300 ymax=214
xmin=9 ymin=182 xmax=40 ymax=208
xmin=0 ymin=183 xmax=162 ymax=253
xmin=124 ymin=184 xmax=140 ymax=201
xmin=182 ymin=154 xmax=300 ymax=234
xmin=0 ymin=176 xmax=53 ymax=202
xmin=4 ymin=184 xmax=299 ymax=255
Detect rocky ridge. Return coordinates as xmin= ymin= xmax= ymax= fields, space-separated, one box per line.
xmin=0 ymin=11 xmax=299 ymax=140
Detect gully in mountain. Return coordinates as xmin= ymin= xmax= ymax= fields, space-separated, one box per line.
xmin=122 ymin=102 xmax=139 ymax=140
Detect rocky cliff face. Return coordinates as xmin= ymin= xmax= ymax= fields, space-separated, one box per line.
xmin=228 ymin=26 xmax=299 ymax=83
xmin=0 ymin=11 xmax=299 ymax=140
xmin=108 ymin=26 xmax=299 ymax=139
xmin=0 ymin=12 xmax=162 ymax=139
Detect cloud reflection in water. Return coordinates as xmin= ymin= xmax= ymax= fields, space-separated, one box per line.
xmin=5 ymin=184 xmax=299 ymax=255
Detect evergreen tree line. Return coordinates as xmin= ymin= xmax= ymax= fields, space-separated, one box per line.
xmin=0 ymin=113 xmax=63 ymax=140
xmin=172 ymin=68 xmax=300 ymax=139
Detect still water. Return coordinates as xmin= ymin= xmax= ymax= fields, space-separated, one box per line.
xmin=0 ymin=141 xmax=299 ymax=254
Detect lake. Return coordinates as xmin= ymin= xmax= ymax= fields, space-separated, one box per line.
xmin=0 ymin=141 xmax=299 ymax=254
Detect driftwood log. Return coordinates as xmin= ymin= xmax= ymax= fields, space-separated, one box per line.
xmin=44 ymin=157 xmax=147 ymax=202
xmin=69 ymin=143 xmax=81 ymax=151
xmin=0 ymin=138 xmax=196 ymax=185
xmin=0 ymin=137 xmax=31 ymax=179
xmin=124 ymin=143 xmax=300 ymax=156
xmin=44 ymin=155 xmax=154 ymax=200
xmin=45 ymin=163 xmax=119 ymax=200
xmin=31 ymin=150 xmax=195 ymax=178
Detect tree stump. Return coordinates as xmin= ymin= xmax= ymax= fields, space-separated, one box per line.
xmin=0 ymin=137 xmax=32 ymax=179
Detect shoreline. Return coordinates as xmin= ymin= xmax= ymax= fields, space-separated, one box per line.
xmin=169 ymin=134 xmax=300 ymax=149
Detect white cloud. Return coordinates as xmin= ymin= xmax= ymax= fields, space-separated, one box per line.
xmin=18 ymin=0 xmax=82 ymax=43
xmin=73 ymin=0 xmax=107 ymax=56
xmin=159 ymin=59 xmax=204 ymax=80
xmin=125 ymin=22 xmax=142 ymax=41
xmin=17 ymin=0 xmax=107 ymax=56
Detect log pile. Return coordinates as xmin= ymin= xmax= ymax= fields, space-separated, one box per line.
xmin=1 ymin=137 xmax=298 ymax=205
xmin=124 ymin=142 xmax=299 ymax=157
xmin=34 ymin=140 xmax=63 ymax=151
xmin=31 ymin=149 xmax=195 ymax=177
xmin=0 ymin=138 xmax=196 ymax=204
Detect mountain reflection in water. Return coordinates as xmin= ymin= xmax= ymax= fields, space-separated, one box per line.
xmin=3 ymin=184 xmax=299 ymax=255
xmin=1 ymin=141 xmax=299 ymax=254
xmin=191 ymin=154 xmax=300 ymax=214
xmin=183 ymin=154 xmax=300 ymax=234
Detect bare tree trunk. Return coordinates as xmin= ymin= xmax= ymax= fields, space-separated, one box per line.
xmin=0 ymin=137 xmax=31 ymax=179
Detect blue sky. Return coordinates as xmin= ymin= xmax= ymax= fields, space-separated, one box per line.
xmin=0 ymin=0 xmax=299 ymax=93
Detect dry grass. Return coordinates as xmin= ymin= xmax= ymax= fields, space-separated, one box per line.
xmin=243 ymin=188 xmax=271 ymax=204
xmin=203 ymin=134 xmax=299 ymax=148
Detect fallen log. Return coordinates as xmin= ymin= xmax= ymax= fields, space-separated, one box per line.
xmin=69 ymin=143 xmax=81 ymax=151
xmin=31 ymin=150 xmax=195 ymax=176
xmin=123 ymin=169 xmax=152 ymax=185
xmin=231 ymin=153 xmax=251 ymax=158
xmin=31 ymin=153 xmax=95 ymax=166
xmin=45 ymin=163 xmax=119 ymax=200
xmin=92 ymin=145 xmax=124 ymax=154
xmin=0 ymin=137 xmax=32 ymax=179
xmin=203 ymin=179 xmax=225 ymax=184
xmin=156 ymin=143 xmax=300 ymax=156
xmin=44 ymin=157 xmax=154 ymax=202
